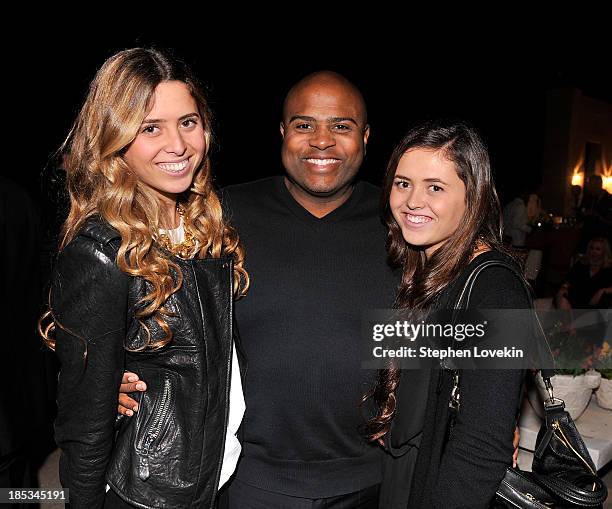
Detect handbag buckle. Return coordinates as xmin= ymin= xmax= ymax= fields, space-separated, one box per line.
xmin=543 ymin=377 xmax=554 ymax=402
xmin=449 ymin=372 xmax=460 ymax=410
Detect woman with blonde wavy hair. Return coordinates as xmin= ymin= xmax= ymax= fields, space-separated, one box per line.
xmin=41 ymin=48 xmax=248 ymax=509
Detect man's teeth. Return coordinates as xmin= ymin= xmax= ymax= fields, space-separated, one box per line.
xmin=306 ymin=158 xmax=339 ymax=166
xmin=158 ymin=160 xmax=188 ymax=172
xmin=406 ymin=215 xmax=431 ymax=224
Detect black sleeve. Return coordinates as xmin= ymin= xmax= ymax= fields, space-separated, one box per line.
xmin=50 ymin=237 xmax=128 ymax=509
xmin=433 ymin=266 xmax=528 ymax=509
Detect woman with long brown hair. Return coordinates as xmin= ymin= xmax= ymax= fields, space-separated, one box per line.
xmin=366 ymin=120 xmax=527 ymax=508
xmin=40 ymin=48 xmax=248 ymax=508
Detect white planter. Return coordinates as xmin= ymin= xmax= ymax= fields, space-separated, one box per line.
xmin=584 ymin=369 xmax=602 ymax=389
xmin=531 ymin=373 xmax=596 ymax=421
xmin=595 ymin=377 xmax=612 ymax=410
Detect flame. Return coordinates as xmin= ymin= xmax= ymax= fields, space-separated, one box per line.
xmin=571 ymin=157 xmax=584 ymax=187
xmin=571 ymin=172 xmax=584 ymax=187
xmin=602 ymin=160 xmax=612 ymax=193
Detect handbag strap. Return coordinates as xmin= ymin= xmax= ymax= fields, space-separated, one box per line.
xmin=452 ymin=258 xmax=555 ymax=374
xmin=453 ymin=259 xmax=525 ymax=310
xmin=447 ymin=257 xmax=556 ymax=411
xmin=531 ymin=472 xmax=608 ymax=506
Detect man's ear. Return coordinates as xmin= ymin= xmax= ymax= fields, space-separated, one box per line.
xmin=363 ymin=125 xmax=370 ymax=156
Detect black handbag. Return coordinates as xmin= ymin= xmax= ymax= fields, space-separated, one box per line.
xmin=493 ymin=379 xmax=608 ymax=508
xmin=448 ymin=259 xmax=608 ymax=508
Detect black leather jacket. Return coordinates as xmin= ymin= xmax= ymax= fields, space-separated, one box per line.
xmin=51 ymin=219 xmax=236 ymax=509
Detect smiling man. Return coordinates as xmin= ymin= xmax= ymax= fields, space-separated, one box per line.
xmin=279 ymin=72 xmax=369 ymax=217
xmin=119 ymin=71 xmax=398 ymax=508
xmin=217 ymin=72 xmax=396 ymax=508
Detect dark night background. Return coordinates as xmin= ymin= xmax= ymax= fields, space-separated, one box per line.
xmin=2 ymin=26 xmax=612 ymax=498
xmin=7 ymin=31 xmax=612 ymax=214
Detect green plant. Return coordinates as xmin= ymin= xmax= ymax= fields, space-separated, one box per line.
xmin=546 ymin=321 xmax=594 ymax=376
xmin=594 ymin=341 xmax=612 ymax=380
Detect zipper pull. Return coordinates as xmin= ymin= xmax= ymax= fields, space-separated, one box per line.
xmin=535 ymin=421 xmax=556 ymax=459
xmin=138 ymin=434 xmax=155 ymax=481
xmin=138 ymin=441 xmax=152 ymax=481
xmin=448 ymin=372 xmax=460 ymax=410
xmin=138 ymin=453 xmax=150 ymax=481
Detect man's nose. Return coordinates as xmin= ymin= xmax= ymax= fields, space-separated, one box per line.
xmin=309 ymin=127 xmax=335 ymax=150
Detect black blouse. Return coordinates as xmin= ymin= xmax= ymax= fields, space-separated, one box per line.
xmin=382 ymin=250 xmax=530 ymax=509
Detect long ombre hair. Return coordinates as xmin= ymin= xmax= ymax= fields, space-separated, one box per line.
xmin=41 ymin=48 xmax=248 ymax=351
xmin=364 ymin=120 xmax=509 ymax=443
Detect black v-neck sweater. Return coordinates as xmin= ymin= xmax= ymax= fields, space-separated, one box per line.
xmin=223 ymin=177 xmax=399 ymax=498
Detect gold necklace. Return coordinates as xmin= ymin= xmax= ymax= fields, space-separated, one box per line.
xmin=156 ymin=204 xmax=197 ymax=259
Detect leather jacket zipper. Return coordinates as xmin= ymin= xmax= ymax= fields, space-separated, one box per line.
xmin=138 ymin=376 xmax=172 ymax=481
xmin=211 ymin=262 xmax=233 ymax=504
xmin=189 ymin=260 xmax=233 ymax=507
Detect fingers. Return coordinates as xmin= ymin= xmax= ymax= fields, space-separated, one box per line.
xmin=122 ymin=372 xmax=139 ymax=384
xmin=118 ymin=394 xmax=136 ymax=416
xmin=118 ymin=393 xmax=139 ymax=417
xmin=117 ymin=372 xmax=145 ymax=418
xmin=120 ymin=380 xmax=147 ymax=393
xmin=513 ymin=427 xmax=520 ymax=447
xmin=120 ymin=372 xmax=146 ymax=393
xmin=512 ymin=427 xmax=520 ymax=468
xmin=118 ymin=403 xmax=134 ymax=417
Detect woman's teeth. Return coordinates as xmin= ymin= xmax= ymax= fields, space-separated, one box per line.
xmin=406 ymin=214 xmax=432 ymax=224
xmin=158 ymin=160 xmax=188 ymax=173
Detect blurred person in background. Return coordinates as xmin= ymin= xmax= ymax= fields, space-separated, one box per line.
xmin=1 ymin=177 xmax=55 ymax=506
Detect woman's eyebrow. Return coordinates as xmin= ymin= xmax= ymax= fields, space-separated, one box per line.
xmin=142 ymin=113 xmax=200 ymax=124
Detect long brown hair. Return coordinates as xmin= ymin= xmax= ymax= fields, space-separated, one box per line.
xmin=41 ymin=48 xmax=248 ymax=351
xmin=364 ymin=119 xmax=509 ymax=442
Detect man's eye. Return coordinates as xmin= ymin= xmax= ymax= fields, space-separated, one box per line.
xmin=295 ymin=123 xmax=312 ymax=130
xmin=430 ymin=185 xmax=443 ymax=192
xmin=333 ymin=124 xmax=350 ymax=131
